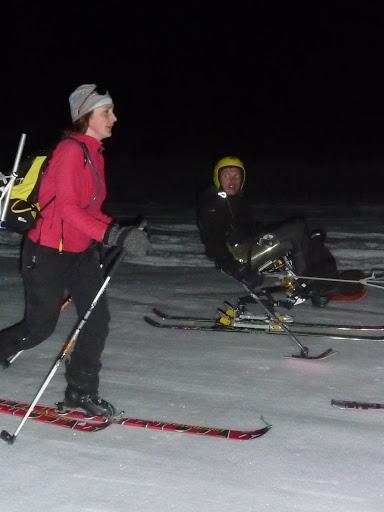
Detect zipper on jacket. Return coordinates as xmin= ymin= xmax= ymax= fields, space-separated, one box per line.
xmin=67 ymin=137 xmax=101 ymax=209
xmin=59 ymin=219 xmax=64 ymax=253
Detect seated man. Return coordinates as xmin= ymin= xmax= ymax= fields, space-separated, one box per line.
xmin=197 ymin=156 xmax=339 ymax=307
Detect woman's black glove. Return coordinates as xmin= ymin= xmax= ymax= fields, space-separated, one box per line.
xmin=104 ymin=223 xmax=150 ymax=257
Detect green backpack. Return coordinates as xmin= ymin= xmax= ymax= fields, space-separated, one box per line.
xmin=7 ymin=138 xmax=90 ymax=233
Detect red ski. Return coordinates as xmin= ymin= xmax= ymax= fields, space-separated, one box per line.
xmin=0 ymin=399 xmax=109 ymax=433
xmin=0 ymin=399 xmax=271 ymax=440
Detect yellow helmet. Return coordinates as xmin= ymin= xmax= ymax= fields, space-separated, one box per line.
xmin=213 ymin=156 xmax=246 ymax=190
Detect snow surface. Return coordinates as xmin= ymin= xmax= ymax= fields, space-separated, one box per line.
xmin=1 ymin=198 xmax=384 ymax=511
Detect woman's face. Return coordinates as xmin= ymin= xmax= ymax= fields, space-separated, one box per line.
xmin=86 ymin=106 xmax=117 ymax=141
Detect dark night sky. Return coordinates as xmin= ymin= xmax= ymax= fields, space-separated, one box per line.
xmin=2 ymin=3 xmax=384 ymax=200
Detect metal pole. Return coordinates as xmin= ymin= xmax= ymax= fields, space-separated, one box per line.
xmin=249 ymin=289 xmax=309 ymax=357
xmin=0 ymin=133 xmax=27 ymax=226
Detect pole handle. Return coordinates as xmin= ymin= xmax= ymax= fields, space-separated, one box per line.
xmin=11 ymin=133 xmax=27 ymax=178
xmin=0 ymin=133 xmax=27 ymax=225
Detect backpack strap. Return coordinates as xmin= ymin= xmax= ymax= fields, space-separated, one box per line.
xmin=34 ymin=136 xmax=97 ymax=222
xmin=39 ymin=195 xmax=56 ymax=213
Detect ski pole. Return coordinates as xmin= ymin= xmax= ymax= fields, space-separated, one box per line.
xmin=246 ymin=287 xmax=310 ymax=358
xmin=0 ymin=247 xmax=127 ymax=445
xmin=0 ymin=133 xmax=27 ymax=228
xmin=224 ymin=269 xmax=335 ymax=358
xmin=243 ymin=284 xmax=335 ymax=359
xmin=225 ymin=268 xmax=312 ymax=357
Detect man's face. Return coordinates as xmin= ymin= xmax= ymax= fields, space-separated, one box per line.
xmin=219 ymin=167 xmax=242 ymax=195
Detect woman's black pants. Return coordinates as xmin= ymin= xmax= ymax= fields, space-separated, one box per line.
xmin=0 ymin=237 xmax=111 ymax=395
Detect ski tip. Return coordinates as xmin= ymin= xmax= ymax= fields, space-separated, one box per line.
xmin=144 ymin=316 xmax=161 ymax=327
xmin=285 ymin=348 xmax=338 ymax=361
xmin=331 ymin=399 xmax=344 ymax=407
xmin=317 ymin=348 xmax=339 ymax=360
xmin=260 ymin=415 xmax=272 ymax=430
xmin=152 ymin=308 xmax=166 ymax=319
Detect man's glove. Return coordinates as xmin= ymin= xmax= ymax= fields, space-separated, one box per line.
xmin=104 ymin=223 xmax=150 ymax=257
xmin=234 ymin=266 xmax=264 ymax=293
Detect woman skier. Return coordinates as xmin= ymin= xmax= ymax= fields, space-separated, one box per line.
xmin=0 ymin=84 xmax=150 ymax=417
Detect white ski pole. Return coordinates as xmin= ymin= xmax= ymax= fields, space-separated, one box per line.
xmin=0 ymin=133 xmax=27 ymax=228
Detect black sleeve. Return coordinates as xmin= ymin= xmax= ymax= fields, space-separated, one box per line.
xmin=198 ymin=199 xmax=241 ymax=276
xmin=239 ymin=201 xmax=263 ymax=239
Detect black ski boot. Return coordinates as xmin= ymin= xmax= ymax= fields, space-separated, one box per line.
xmin=309 ymin=280 xmax=339 ymax=308
xmin=64 ymin=387 xmax=116 ymax=419
xmin=310 ymin=295 xmax=330 ymax=308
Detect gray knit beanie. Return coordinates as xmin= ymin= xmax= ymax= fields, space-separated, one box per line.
xmin=69 ymin=84 xmax=113 ymax=122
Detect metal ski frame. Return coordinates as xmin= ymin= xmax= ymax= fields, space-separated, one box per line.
xmin=144 ymin=315 xmax=384 ymax=342
xmin=153 ymin=301 xmax=384 ymax=332
xmin=150 ymin=301 xmax=384 ymax=340
xmin=0 ymin=248 xmax=127 ymax=445
xmin=152 ymin=306 xmax=294 ymax=324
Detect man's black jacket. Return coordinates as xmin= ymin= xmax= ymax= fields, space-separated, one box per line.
xmin=197 ymin=186 xmax=262 ymax=275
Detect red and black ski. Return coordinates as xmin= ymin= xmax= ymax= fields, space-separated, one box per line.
xmin=331 ymin=399 xmax=384 ymax=410
xmin=0 ymin=399 xmax=109 ymax=433
xmin=0 ymin=399 xmax=271 ymax=440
